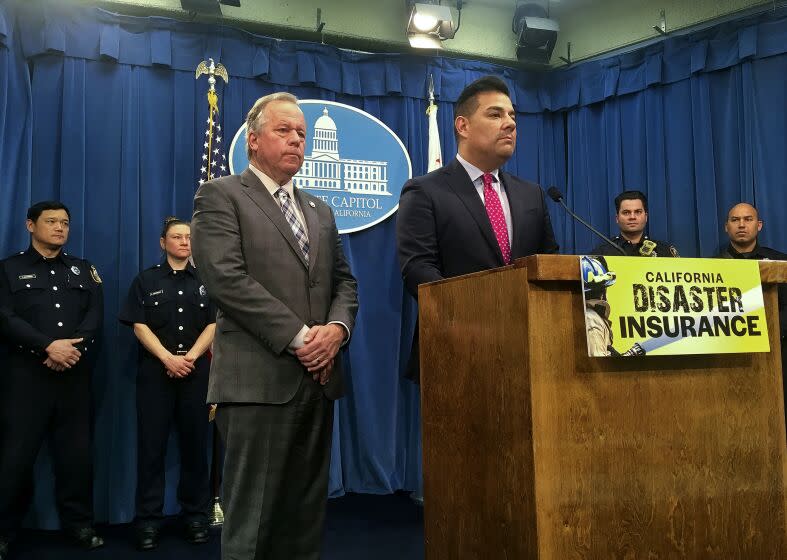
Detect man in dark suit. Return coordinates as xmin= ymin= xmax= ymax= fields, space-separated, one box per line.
xmin=191 ymin=92 xmax=358 ymax=560
xmin=396 ymin=75 xmax=559 ymax=382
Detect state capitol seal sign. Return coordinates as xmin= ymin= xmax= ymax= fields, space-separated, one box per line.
xmin=229 ymin=100 xmax=412 ymax=234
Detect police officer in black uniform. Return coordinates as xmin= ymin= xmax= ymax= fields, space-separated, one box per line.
xmin=717 ymin=202 xmax=786 ymax=432
xmin=0 ymin=201 xmax=104 ymax=559
xmin=592 ymin=190 xmax=679 ymax=257
xmin=119 ymin=217 xmax=216 ymax=550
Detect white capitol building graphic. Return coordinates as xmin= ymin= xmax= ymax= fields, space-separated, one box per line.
xmin=294 ymin=108 xmax=391 ymax=196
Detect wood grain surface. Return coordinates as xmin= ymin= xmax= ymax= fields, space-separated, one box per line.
xmin=419 ymin=256 xmax=787 ymax=560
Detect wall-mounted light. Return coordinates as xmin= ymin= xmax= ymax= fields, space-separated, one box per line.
xmin=407 ymin=2 xmax=457 ymax=49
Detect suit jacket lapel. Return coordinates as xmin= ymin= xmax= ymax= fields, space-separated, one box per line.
xmin=239 ymin=168 xmax=309 ymax=270
xmin=499 ymin=171 xmax=520 ymax=257
xmin=444 ymin=159 xmax=505 ymax=265
xmin=294 ymin=188 xmax=321 ymax=277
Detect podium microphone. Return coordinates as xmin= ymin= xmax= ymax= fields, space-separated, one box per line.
xmin=546 ymin=187 xmax=626 ymax=255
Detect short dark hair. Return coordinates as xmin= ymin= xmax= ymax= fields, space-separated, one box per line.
xmin=161 ymin=216 xmax=190 ymax=238
xmin=614 ymin=190 xmax=648 ymax=213
xmin=27 ymin=201 xmax=71 ymax=222
xmin=454 ymin=75 xmax=511 ymax=124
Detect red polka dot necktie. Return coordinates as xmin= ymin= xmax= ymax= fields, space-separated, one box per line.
xmin=482 ymin=172 xmax=511 ymax=264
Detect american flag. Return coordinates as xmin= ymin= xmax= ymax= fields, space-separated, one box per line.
xmin=198 ymin=101 xmax=228 ymax=186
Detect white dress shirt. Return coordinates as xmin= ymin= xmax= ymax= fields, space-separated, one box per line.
xmin=456 ymin=154 xmax=513 ymax=245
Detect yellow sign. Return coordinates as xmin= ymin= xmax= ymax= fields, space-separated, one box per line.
xmin=580 ymin=256 xmax=770 ymax=357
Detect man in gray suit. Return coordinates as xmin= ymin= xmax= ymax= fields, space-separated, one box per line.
xmin=192 ymin=92 xmax=358 ymax=560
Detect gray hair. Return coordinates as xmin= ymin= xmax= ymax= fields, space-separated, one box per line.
xmin=245 ymin=92 xmax=300 ymax=159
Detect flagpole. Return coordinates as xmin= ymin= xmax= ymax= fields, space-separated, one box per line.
xmin=413 ymin=73 xmax=442 ymax=508
xmin=195 ymin=58 xmax=230 ymax=528
xmin=426 ymin=73 xmax=443 ymax=173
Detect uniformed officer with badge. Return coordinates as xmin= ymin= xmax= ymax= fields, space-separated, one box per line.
xmin=592 ymin=190 xmax=680 ymax=257
xmin=0 ymin=201 xmax=104 ymax=558
xmin=119 ymin=217 xmax=216 ymax=551
xmin=717 ymin=202 xmax=787 ymax=434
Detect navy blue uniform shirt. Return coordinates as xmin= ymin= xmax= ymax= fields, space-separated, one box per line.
xmin=0 ymin=245 xmax=103 ymax=358
xmin=719 ymin=242 xmax=787 ymax=341
xmin=119 ymin=261 xmax=216 ymax=355
xmin=592 ymin=235 xmax=679 ymax=258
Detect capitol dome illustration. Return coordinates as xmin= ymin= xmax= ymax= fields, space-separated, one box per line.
xmin=294 ymin=107 xmax=390 ymax=196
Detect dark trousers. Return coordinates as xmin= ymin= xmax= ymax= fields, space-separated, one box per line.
xmin=135 ymin=355 xmax=211 ymax=525
xmin=215 ymin=375 xmax=334 ymax=560
xmin=0 ymin=355 xmax=94 ymax=534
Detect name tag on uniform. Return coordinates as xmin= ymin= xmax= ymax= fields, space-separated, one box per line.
xmin=149 ymin=289 xmax=164 ymax=296
xmin=18 ymin=274 xmax=36 ymax=280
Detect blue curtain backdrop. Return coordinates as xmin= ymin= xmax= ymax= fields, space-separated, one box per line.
xmin=0 ymin=1 xmax=32 ymax=253
xmin=561 ymin=17 xmax=787 ymax=256
xmin=1 ymin=0 xmax=785 ymax=528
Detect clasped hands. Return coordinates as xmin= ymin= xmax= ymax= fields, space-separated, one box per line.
xmin=43 ymin=338 xmax=84 ymax=372
xmin=162 ymin=352 xmax=198 ymax=378
xmin=296 ymin=324 xmax=345 ymax=385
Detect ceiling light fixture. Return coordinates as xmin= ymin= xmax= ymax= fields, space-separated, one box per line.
xmin=407 ymin=2 xmax=459 ymax=49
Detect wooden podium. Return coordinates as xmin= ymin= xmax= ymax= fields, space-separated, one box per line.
xmin=418 ymin=254 xmax=787 ymax=559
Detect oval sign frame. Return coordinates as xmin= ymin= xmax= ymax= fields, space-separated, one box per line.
xmin=229 ymin=100 xmax=412 ymax=234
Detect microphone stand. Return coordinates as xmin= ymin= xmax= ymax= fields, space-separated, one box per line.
xmin=549 ymin=190 xmax=626 ymax=255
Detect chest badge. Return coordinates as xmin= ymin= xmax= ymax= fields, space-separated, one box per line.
xmin=71 ymin=266 xmax=81 ymax=275
xmin=149 ymin=289 xmax=164 ymax=296
xmin=308 ymin=201 xmax=316 ymax=208
xmin=199 ymin=285 xmax=207 ymax=297
xmin=18 ymin=274 xmax=36 ymax=280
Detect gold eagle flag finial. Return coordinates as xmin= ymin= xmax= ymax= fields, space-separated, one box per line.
xmin=195 ymin=58 xmax=229 ymax=91
xmin=195 ymin=58 xmax=229 ymax=116
xmin=196 ymin=59 xmax=229 ymax=185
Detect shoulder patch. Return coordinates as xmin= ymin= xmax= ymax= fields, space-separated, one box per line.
xmin=90 ymin=265 xmax=102 ymax=284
